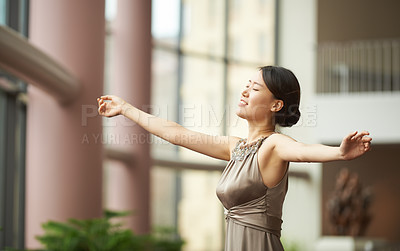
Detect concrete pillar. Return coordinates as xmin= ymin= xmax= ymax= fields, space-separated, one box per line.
xmin=26 ymin=0 xmax=105 ymax=248
xmin=105 ymin=0 xmax=152 ymax=233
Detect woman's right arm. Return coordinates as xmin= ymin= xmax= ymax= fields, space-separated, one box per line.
xmin=97 ymin=95 xmax=238 ymax=161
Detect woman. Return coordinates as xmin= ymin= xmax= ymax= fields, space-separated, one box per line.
xmin=97 ymin=66 xmax=371 ymax=251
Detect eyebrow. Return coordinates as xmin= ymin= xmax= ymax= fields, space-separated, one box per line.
xmin=249 ymin=80 xmax=264 ymax=87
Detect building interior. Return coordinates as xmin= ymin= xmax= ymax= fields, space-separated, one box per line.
xmin=0 ymin=0 xmax=399 ymax=250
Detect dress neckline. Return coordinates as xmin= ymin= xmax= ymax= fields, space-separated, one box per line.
xmin=232 ymin=134 xmax=273 ymax=161
xmin=239 ymin=135 xmax=268 ymax=148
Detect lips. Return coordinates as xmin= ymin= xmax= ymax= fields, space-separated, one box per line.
xmin=239 ymin=98 xmax=248 ymax=106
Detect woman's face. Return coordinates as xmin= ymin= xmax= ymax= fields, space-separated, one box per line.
xmin=236 ymin=70 xmax=280 ymax=122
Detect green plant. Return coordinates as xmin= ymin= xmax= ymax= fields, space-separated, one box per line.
xmin=150 ymin=226 xmax=184 ymax=251
xmin=281 ymin=238 xmax=301 ymax=251
xmin=35 ymin=210 xmax=184 ymax=251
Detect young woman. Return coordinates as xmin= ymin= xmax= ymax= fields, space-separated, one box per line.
xmin=97 ymin=66 xmax=371 ymax=251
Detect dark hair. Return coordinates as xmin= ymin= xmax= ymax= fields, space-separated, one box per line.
xmin=259 ymin=66 xmax=301 ymax=127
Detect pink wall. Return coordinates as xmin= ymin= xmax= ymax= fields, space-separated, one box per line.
xmin=105 ymin=0 xmax=152 ymax=234
xmin=26 ymin=0 xmax=105 ymax=248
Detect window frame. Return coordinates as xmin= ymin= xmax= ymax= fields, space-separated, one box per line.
xmin=0 ymin=0 xmax=29 ymax=249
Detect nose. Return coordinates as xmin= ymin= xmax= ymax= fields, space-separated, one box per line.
xmin=242 ymin=87 xmax=249 ymax=97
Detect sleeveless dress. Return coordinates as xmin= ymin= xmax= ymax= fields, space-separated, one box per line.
xmin=216 ymin=136 xmax=288 ymax=251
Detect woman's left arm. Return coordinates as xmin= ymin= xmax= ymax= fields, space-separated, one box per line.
xmin=273 ymin=131 xmax=372 ymax=163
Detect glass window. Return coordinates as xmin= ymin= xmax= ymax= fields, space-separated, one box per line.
xmin=181 ymin=0 xmax=225 ymax=57
xmin=178 ymin=56 xmax=225 ymax=162
xmin=226 ymin=64 xmax=257 ymax=137
xmin=0 ymin=0 xmax=6 ymax=25
xmin=151 ymin=166 xmax=178 ymax=228
xmin=150 ymin=0 xmax=277 ymax=249
xmin=228 ymin=0 xmax=275 ymax=64
xmin=105 ymin=0 xmax=117 ymax=22
xmin=0 ymin=1 xmax=29 ymax=249
xmin=151 ymin=166 xmax=224 ymax=251
xmin=178 ymin=169 xmax=224 ymax=251
xmin=151 ymin=49 xmax=179 ymax=159
xmin=152 ymin=0 xmax=181 ymax=48
xmin=0 ymin=70 xmax=27 ymax=250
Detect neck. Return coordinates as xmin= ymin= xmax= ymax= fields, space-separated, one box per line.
xmin=247 ymin=120 xmax=275 ymax=143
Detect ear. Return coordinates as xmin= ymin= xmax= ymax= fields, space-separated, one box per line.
xmin=271 ymin=100 xmax=284 ymax=112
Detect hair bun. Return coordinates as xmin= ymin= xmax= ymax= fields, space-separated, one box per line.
xmin=276 ymin=105 xmax=300 ymax=127
xmin=282 ymin=106 xmax=301 ymax=127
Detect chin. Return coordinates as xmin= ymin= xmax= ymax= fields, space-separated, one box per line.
xmin=235 ymin=109 xmax=247 ymax=120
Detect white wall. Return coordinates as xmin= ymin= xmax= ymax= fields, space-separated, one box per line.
xmin=278 ymin=1 xmax=400 ymax=249
xmin=315 ymin=93 xmax=400 ymax=144
xmin=278 ymin=0 xmax=322 ymax=250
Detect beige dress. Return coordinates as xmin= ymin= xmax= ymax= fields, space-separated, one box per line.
xmin=216 ymin=136 xmax=288 ymax=251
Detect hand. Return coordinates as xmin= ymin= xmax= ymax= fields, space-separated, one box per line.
xmin=340 ymin=131 xmax=372 ymax=160
xmin=97 ymin=95 xmax=127 ymax=117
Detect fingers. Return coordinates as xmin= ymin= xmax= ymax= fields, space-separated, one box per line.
xmin=98 ymin=105 xmax=102 ymax=114
xmin=351 ymin=130 xmax=369 ymax=141
xmin=346 ymin=131 xmax=358 ymax=141
xmin=97 ymin=95 xmax=113 ymax=112
xmin=97 ymin=97 xmax=104 ymax=107
xmin=361 ymin=136 xmax=372 ymax=142
xmin=100 ymin=95 xmax=113 ymax=100
xmin=351 ymin=131 xmax=361 ymax=141
xmin=358 ymin=131 xmax=372 ymax=152
xmin=364 ymin=141 xmax=371 ymax=152
xmin=98 ymin=102 xmax=107 ymax=115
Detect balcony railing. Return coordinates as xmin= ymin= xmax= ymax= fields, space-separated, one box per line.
xmin=317 ymin=39 xmax=400 ymax=94
xmin=0 ymin=25 xmax=80 ymax=104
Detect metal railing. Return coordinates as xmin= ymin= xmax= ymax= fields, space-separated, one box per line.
xmin=104 ymin=147 xmax=311 ymax=180
xmin=317 ymin=39 xmax=400 ymax=93
xmin=0 ymin=25 xmax=80 ymax=104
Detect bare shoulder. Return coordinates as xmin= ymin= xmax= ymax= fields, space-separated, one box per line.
xmin=266 ymin=133 xmax=297 ymax=145
xmin=258 ymin=133 xmax=298 ymax=155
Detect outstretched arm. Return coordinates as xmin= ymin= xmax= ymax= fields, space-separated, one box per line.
xmin=97 ymin=95 xmax=237 ymax=161
xmin=273 ymin=131 xmax=372 ymax=163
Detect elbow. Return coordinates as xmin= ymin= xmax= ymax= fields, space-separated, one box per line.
xmin=293 ymin=146 xmax=309 ymax=162
xmin=281 ymin=152 xmax=303 ymax=162
xmin=294 ymin=154 xmax=306 ymax=162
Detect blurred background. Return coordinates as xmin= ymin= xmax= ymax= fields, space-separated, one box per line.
xmin=0 ymin=0 xmax=399 ymax=250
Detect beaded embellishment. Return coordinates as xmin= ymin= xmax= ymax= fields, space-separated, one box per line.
xmin=231 ymin=136 xmax=268 ymax=161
